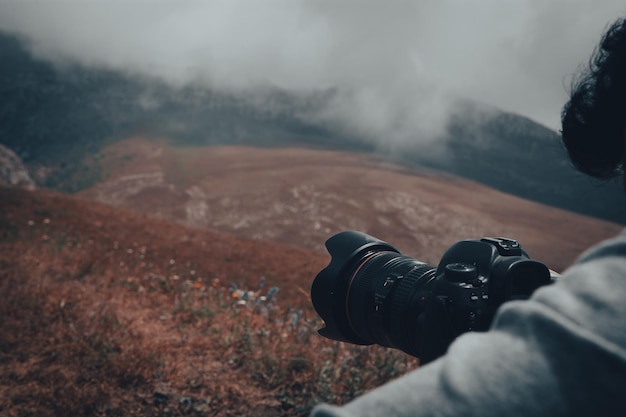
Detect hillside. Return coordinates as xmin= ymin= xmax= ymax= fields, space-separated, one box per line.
xmin=1 ymin=30 xmax=625 ymax=224
xmin=0 ymin=31 xmax=332 ymax=193
xmin=1 ymin=154 xmax=623 ymax=415
xmin=1 ymin=186 xmax=423 ymax=416
xmin=1 ymin=185 xmax=325 ymax=311
xmin=79 ymin=139 xmax=622 ymax=273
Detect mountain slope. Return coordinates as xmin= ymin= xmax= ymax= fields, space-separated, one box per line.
xmin=78 ymin=139 xmax=622 ymax=273
xmin=1 ymin=30 xmax=624 ymax=224
xmin=0 ymin=186 xmax=325 ymax=305
xmin=0 ymin=31 xmax=336 ymax=192
xmin=0 ymin=166 xmax=622 ymax=415
xmin=1 ymin=186 xmax=420 ymax=416
xmin=441 ymin=103 xmax=626 ymax=223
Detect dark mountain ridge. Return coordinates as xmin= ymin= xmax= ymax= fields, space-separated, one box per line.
xmin=1 ymin=30 xmax=624 ymax=224
xmin=419 ymin=103 xmax=626 ymax=224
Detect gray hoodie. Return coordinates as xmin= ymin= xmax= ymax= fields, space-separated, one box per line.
xmin=312 ymin=232 xmax=626 ymax=417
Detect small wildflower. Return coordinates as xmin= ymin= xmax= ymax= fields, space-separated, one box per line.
xmin=127 ymin=248 xmax=134 ymax=254
xmin=43 ymin=218 xmax=50 ymax=224
xmin=266 ymin=286 xmax=279 ymax=301
xmin=169 ymin=259 xmax=175 ymax=265
xmin=291 ymin=310 xmax=303 ymax=326
xmin=193 ymin=282 xmax=202 ymax=289
xmin=190 ymin=270 xmax=196 ymax=276
xmin=27 ymin=220 xmax=34 ymax=226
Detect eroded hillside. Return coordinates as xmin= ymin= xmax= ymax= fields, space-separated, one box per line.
xmin=79 ymin=138 xmax=623 ymax=272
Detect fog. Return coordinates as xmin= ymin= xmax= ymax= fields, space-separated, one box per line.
xmin=1 ymin=0 xmax=625 ymax=143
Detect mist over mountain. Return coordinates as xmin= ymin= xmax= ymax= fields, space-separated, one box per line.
xmin=1 ymin=31 xmax=624 ymax=224
xmin=412 ymin=101 xmax=626 ymax=225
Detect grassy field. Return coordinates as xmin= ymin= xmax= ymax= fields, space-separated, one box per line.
xmin=0 ymin=187 xmax=418 ymax=416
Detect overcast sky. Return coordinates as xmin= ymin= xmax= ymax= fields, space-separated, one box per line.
xmin=1 ymin=0 xmax=625 ymax=143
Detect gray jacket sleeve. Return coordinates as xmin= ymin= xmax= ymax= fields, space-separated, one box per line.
xmin=311 ymin=232 xmax=626 ymax=417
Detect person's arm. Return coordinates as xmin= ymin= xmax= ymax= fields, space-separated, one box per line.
xmin=311 ymin=233 xmax=626 ymax=417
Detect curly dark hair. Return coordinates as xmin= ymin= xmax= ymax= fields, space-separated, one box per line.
xmin=561 ymin=17 xmax=626 ymax=178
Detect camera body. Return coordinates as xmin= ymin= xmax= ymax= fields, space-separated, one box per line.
xmin=311 ymin=231 xmax=554 ymax=364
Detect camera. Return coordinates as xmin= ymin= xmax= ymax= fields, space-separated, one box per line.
xmin=311 ymin=231 xmax=556 ymax=364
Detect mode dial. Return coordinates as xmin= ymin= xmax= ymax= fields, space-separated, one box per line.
xmin=444 ymin=263 xmax=478 ymax=283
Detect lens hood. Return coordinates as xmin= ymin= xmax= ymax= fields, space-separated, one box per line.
xmin=311 ymin=231 xmax=400 ymax=344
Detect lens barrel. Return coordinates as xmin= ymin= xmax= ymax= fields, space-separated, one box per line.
xmin=311 ymin=231 xmax=437 ymax=357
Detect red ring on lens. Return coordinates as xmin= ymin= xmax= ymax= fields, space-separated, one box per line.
xmin=345 ymin=251 xmax=379 ymax=332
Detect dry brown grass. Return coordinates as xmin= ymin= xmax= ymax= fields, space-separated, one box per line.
xmin=0 ymin=187 xmax=418 ymax=416
xmin=3 ymin=135 xmax=622 ymax=416
xmin=79 ymin=139 xmax=624 ymax=272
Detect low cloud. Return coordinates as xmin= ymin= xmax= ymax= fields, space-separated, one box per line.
xmin=1 ymin=0 xmax=625 ymax=143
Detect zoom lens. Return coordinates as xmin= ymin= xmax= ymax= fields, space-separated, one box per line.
xmin=311 ymin=231 xmax=437 ymax=357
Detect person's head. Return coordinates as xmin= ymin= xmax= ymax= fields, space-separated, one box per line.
xmin=561 ymin=17 xmax=626 ymax=183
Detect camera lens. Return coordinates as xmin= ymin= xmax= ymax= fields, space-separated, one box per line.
xmin=311 ymin=231 xmax=437 ymax=357
xmin=313 ymin=231 xmax=556 ymax=361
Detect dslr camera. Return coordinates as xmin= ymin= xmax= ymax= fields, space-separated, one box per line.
xmin=311 ymin=231 xmax=557 ymax=364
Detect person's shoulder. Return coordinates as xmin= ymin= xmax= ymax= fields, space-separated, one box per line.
xmin=529 ymin=230 xmax=626 ymax=350
xmin=573 ymin=229 xmax=626 ymax=265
